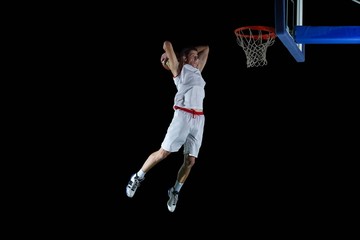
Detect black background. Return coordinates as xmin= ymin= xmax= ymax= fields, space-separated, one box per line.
xmin=30 ymin=1 xmax=359 ymax=237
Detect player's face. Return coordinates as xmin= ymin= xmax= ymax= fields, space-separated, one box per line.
xmin=186 ymin=50 xmax=199 ymax=68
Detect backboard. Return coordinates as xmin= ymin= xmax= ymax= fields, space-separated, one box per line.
xmin=275 ymin=0 xmax=360 ymax=62
xmin=275 ymin=0 xmax=305 ymax=62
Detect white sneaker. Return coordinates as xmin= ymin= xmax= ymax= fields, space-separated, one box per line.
xmin=167 ymin=187 xmax=179 ymax=212
xmin=126 ymin=173 xmax=144 ymax=198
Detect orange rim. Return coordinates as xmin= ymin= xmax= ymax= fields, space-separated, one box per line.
xmin=234 ymin=26 xmax=276 ymax=40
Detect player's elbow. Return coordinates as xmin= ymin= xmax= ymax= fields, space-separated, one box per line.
xmin=163 ymin=41 xmax=172 ymax=50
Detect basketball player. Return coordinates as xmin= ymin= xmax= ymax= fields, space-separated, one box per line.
xmin=126 ymin=40 xmax=209 ymax=212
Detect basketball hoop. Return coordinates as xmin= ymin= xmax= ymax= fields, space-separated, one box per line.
xmin=234 ymin=26 xmax=276 ymax=68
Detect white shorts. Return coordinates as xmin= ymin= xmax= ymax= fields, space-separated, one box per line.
xmin=161 ymin=109 xmax=205 ymax=158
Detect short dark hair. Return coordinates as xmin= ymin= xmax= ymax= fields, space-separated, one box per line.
xmin=180 ymin=47 xmax=197 ymax=58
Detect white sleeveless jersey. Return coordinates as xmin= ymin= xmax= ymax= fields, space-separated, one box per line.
xmin=173 ymin=64 xmax=206 ymax=110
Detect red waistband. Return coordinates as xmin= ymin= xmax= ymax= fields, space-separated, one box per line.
xmin=174 ymin=106 xmax=204 ymax=115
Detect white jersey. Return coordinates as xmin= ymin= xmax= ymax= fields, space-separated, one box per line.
xmin=173 ymin=64 xmax=206 ymax=110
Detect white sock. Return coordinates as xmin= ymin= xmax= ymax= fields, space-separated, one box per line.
xmin=173 ymin=180 xmax=183 ymax=192
xmin=136 ymin=169 xmax=146 ymax=179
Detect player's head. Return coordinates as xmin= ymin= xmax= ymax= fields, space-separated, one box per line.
xmin=180 ymin=47 xmax=199 ymax=68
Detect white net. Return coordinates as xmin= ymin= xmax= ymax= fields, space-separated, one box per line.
xmin=234 ymin=26 xmax=276 ymax=68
